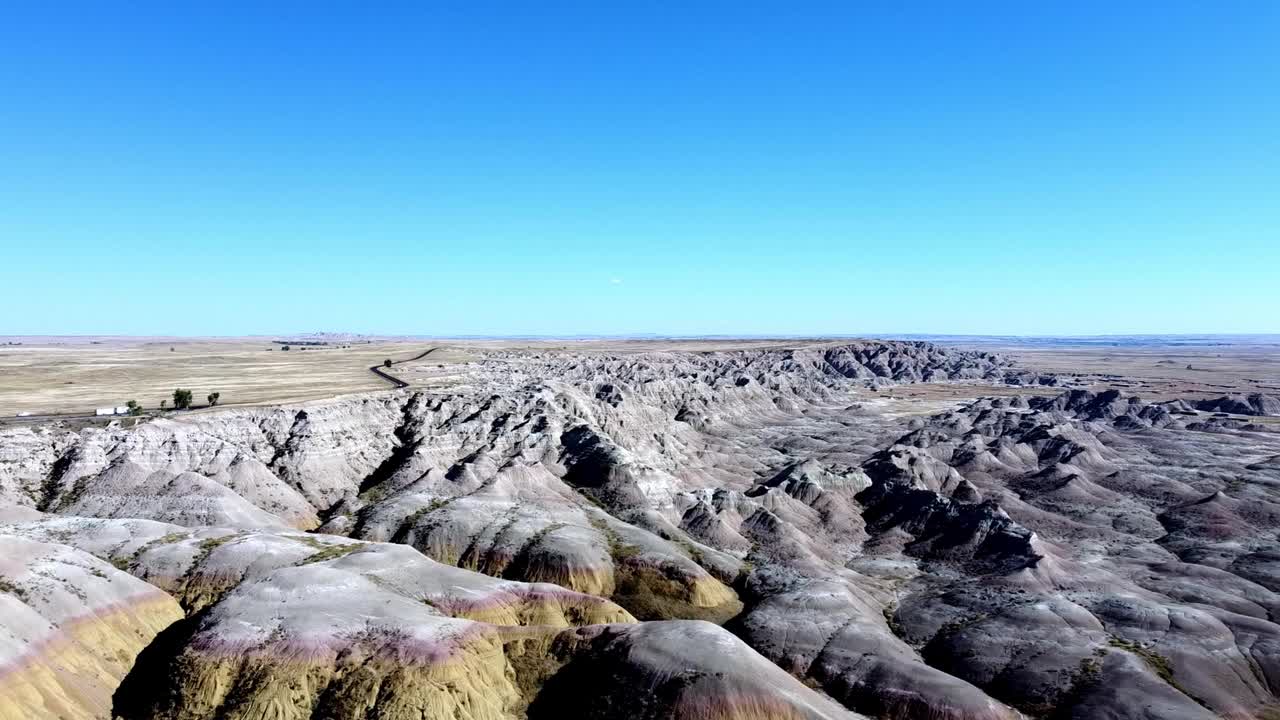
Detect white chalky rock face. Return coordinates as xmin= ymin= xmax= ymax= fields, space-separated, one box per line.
xmin=5 ymin=341 xmax=1280 ymax=718
xmin=113 ymin=568 xmax=862 ymax=720
xmin=0 ymin=516 xmax=637 ymax=623
xmin=529 ymin=621 xmax=864 ymax=720
xmin=8 ymin=516 xmax=848 ymax=720
xmin=0 ymin=425 xmax=74 ymax=508
xmin=0 ymin=535 xmax=183 ymax=720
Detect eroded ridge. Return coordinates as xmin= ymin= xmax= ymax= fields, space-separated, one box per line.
xmin=3 ymin=340 xmax=1279 ymax=719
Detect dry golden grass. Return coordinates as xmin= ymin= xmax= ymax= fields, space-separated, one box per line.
xmin=0 ymin=337 xmax=807 ymax=417
xmin=986 ymin=344 xmax=1280 ymax=401
xmin=4 ymin=336 xmax=1275 ymax=418
xmin=0 ymin=339 xmax=435 ymax=416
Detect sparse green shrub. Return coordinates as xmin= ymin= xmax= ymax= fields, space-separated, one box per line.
xmin=1108 ymin=637 xmax=1182 ymax=691
xmin=300 ymin=542 xmax=362 ymax=564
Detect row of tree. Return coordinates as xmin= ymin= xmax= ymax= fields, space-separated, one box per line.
xmin=122 ymin=390 xmax=220 ymax=415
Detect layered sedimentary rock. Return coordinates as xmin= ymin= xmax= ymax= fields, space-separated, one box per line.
xmin=0 ymin=514 xmax=635 ymax=623
xmin=1193 ymin=392 xmax=1280 ymax=416
xmin=0 ymin=535 xmax=183 ymax=720
xmin=4 ymin=340 xmax=1280 ymax=719
xmin=111 ymin=562 xmax=624 ymax=720
xmin=113 ymin=578 xmax=855 ymax=720
xmin=528 ymin=621 xmax=860 ymax=720
xmin=2 ymin=514 xmax=853 ymax=719
xmin=869 ymin=391 xmax=1280 ymax=719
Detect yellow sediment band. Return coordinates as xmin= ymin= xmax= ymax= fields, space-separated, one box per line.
xmin=448 ymin=594 xmax=635 ymax=627
xmin=522 ymin=563 xmax=615 ymax=598
xmin=689 ymin=576 xmax=739 ymax=608
xmin=0 ymin=594 xmax=183 ymax=720
xmin=150 ymin=629 xmax=539 ymax=720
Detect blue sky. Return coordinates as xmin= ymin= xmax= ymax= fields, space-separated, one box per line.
xmin=1 ymin=2 xmax=1277 ymax=336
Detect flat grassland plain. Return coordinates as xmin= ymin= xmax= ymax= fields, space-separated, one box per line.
xmin=1 ymin=335 xmax=1277 ymax=419
xmin=952 ymin=336 xmax=1280 ymax=401
xmin=0 ymin=338 xmax=428 ymax=416
xmin=0 ymin=337 xmax=801 ymax=417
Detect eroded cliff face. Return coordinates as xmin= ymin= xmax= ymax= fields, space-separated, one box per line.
xmin=0 ymin=514 xmax=855 ymax=720
xmin=4 ymin=340 xmax=1279 ymax=719
xmin=0 ymin=535 xmax=183 ymax=720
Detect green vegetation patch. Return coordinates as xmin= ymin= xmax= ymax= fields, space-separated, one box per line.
xmin=300 ymin=542 xmax=363 ymax=565
xmin=1108 ymin=637 xmax=1177 ymax=686
xmin=1107 ymin=635 xmax=1209 ymax=708
xmin=674 ymin=539 xmax=705 ymax=567
xmin=587 ymin=514 xmax=741 ymax=623
xmin=116 ymin=531 xmax=192 ymax=572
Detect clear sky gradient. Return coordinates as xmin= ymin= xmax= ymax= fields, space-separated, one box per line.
xmin=2 ymin=2 xmax=1277 ymax=336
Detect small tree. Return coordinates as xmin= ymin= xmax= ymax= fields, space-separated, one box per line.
xmin=125 ymin=400 xmax=142 ymax=416
xmin=207 ymin=392 xmax=220 ymax=407
xmin=383 ymin=359 xmax=393 ymax=368
xmin=160 ymin=399 xmax=167 ymax=411
xmin=281 ymin=345 xmax=290 ymax=351
xmin=172 ymin=389 xmax=193 ymax=410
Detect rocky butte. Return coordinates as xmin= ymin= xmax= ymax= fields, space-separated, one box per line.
xmin=3 ymin=339 xmax=1280 ymax=720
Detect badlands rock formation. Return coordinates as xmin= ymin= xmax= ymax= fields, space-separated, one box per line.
xmin=3 ymin=340 xmax=1280 ymax=719
xmin=0 ymin=529 xmax=182 ymax=720
xmin=1193 ymin=392 xmax=1280 ymax=417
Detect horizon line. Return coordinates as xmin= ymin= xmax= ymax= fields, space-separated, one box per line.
xmin=4 ymin=332 xmax=1280 ymax=341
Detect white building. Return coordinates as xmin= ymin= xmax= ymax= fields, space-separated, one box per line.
xmin=95 ymin=407 xmax=115 ymax=416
